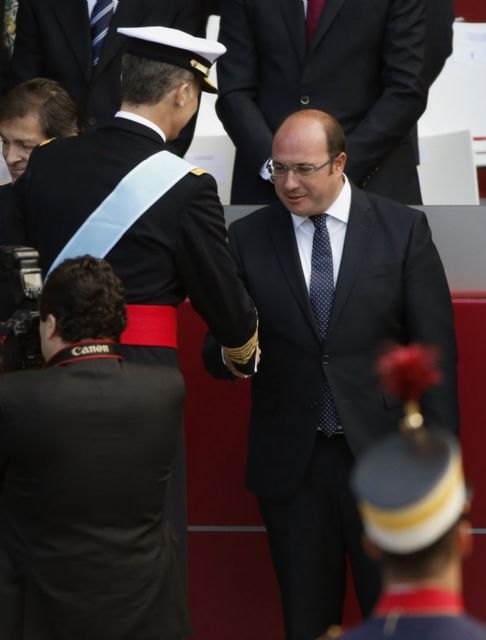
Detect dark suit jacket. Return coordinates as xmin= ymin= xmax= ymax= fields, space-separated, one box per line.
xmin=0 ymin=356 xmax=190 ymax=639
xmin=0 ymin=184 xmax=18 ymax=321
xmin=195 ymin=0 xmax=220 ymax=36
xmin=217 ymin=0 xmax=428 ymax=205
xmin=9 ymin=0 xmax=200 ymax=155
xmin=424 ymin=0 xmax=454 ymax=87
xmin=0 ymin=0 xmax=8 ymax=95
xmin=205 ymin=185 xmax=459 ymax=500
xmin=8 ymin=117 xmax=256 ymax=352
xmin=410 ymin=0 xmax=454 ymax=162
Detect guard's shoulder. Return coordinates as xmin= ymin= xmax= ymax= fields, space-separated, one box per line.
xmin=190 ymin=167 xmax=207 ymax=176
xmin=316 ymin=625 xmax=344 ymax=640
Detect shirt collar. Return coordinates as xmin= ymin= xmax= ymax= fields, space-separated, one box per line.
xmin=115 ymin=111 xmax=167 ymax=142
xmin=290 ymin=174 xmax=351 ymax=231
xmin=87 ymin=0 xmax=118 ymax=15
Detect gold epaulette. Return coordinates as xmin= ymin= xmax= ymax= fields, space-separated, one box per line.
xmin=39 ymin=137 xmax=56 ymax=147
xmin=222 ymin=322 xmax=259 ymax=365
xmin=316 ymin=626 xmax=343 ymax=640
xmin=190 ymin=167 xmax=207 ymax=176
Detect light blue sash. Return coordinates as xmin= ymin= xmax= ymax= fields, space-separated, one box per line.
xmin=47 ymin=150 xmax=196 ymax=276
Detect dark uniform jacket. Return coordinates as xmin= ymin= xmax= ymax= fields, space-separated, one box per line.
xmin=0 ymin=184 xmax=18 ymax=321
xmin=9 ymin=116 xmax=257 ymax=356
xmin=341 ymin=615 xmax=486 ymax=639
xmin=216 ymin=0 xmax=428 ymax=205
xmin=0 ymin=354 xmax=190 ymax=639
xmin=205 ymin=186 xmax=459 ymax=500
xmin=9 ymin=0 xmax=200 ymax=154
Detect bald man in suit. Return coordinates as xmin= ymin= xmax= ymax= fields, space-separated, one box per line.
xmin=204 ymin=109 xmax=459 ymax=639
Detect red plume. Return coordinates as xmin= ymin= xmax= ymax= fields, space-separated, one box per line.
xmin=377 ymin=344 xmax=442 ymax=402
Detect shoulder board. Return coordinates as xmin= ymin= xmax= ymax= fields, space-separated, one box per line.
xmin=190 ymin=167 xmax=207 ymax=176
xmin=39 ymin=137 xmax=56 ymax=147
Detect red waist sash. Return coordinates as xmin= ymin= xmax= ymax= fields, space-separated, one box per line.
xmin=120 ymin=304 xmax=177 ymax=348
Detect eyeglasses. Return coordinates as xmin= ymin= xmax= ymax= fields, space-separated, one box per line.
xmin=267 ymin=157 xmax=335 ymax=180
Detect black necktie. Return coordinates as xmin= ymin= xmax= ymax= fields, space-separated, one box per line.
xmin=309 ymin=214 xmax=340 ymax=435
xmin=90 ymin=0 xmax=114 ymax=66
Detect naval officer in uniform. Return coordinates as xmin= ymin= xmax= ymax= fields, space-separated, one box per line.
xmin=8 ymin=25 xmax=259 ymax=584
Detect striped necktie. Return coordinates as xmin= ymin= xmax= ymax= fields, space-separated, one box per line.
xmin=90 ymin=0 xmax=114 ymax=66
xmin=309 ymin=214 xmax=340 ymax=435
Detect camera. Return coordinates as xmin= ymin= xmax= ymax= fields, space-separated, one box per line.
xmin=0 ymin=246 xmax=44 ymax=373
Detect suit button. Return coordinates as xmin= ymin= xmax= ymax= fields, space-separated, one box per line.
xmin=87 ymin=116 xmax=97 ymax=127
xmin=322 ymin=354 xmax=329 ymax=365
xmin=300 ymin=95 xmax=310 ymax=105
xmin=310 ymin=400 xmax=319 ymax=409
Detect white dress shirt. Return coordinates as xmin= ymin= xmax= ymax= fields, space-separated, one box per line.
xmin=115 ymin=111 xmax=167 ymax=142
xmin=87 ymin=0 xmax=119 ymax=17
xmin=290 ymin=175 xmax=351 ymax=289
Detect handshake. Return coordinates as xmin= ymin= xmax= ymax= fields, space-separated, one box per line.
xmin=222 ymin=321 xmax=260 ymax=378
xmin=204 ymin=322 xmax=260 ymax=380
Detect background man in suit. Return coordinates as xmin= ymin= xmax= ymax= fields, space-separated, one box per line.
xmin=424 ymin=0 xmax=455 ymax=88
xmin=0 ymin=77 xmax=80 ymax=303
xmin=410 ymin=0 xmax=455 ymax=163
xmin=195 ymin=0 xmax=220 ymax=36
xmin=8 ymin=25 xmax=258 ymax=588
xmin=0 ymin=255 xmax=192 ymax=638
xmin=216 ymin=0 xmax=428 ymax=205
xmin=0 ymin=77 xmax=81 ymax=183
xmin=9 ymin=0 xmax=201 ymax=155
xmin=0 ymin=0 xmax=9 ymax=94
xmin=204 ymin=109 xmax=459 ymax=640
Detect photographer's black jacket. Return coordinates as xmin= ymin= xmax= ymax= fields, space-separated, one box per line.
xmin=0 ymin=352 xmax=190 ymax=638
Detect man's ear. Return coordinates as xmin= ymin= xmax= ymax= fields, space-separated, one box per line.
xmin=172 ymin=82 xmax=192 ymax=108
xmin=334 ymin=151 xmax=347 ymax=175
xmin=457 ymin=519 xmax=473 ymax=559
xmin=45 ymin=313 xmax=58 ymax=340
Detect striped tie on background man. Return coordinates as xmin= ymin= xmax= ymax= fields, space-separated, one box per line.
xmin=90 ymin=0 xmax=114 ymax=66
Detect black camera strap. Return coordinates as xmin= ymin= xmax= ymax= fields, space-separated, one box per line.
xmin=45 ymin=340 xmax=123 ymax=368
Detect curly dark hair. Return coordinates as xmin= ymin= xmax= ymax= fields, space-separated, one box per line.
xmin=39 ymin=256 xmax=127 ymax=342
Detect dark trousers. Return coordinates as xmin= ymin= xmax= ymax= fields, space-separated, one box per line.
xmin=118 ymin=345 xmax=188 ymax=590
xmin=258 ymin=434 xmax=381 ymax=640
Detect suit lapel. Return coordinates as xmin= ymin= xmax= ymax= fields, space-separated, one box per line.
xmin=308 ymin=0 xmax=346 ymax=53
xmin=94 ymin=0 xmax=151 ymax=78
xmin=268 ymin=204 xmax=322 ymax=341
xmin=51 ymin=0 xmax=92 ymax=82
xmin=280 ymin=0 xmax=306 ymax=63
xmin=327 ymin=186 xmax=375 ymax=336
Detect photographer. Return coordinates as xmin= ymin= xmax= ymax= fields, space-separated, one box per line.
xmin=0 ymin=256 xmax=191 ymax=639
